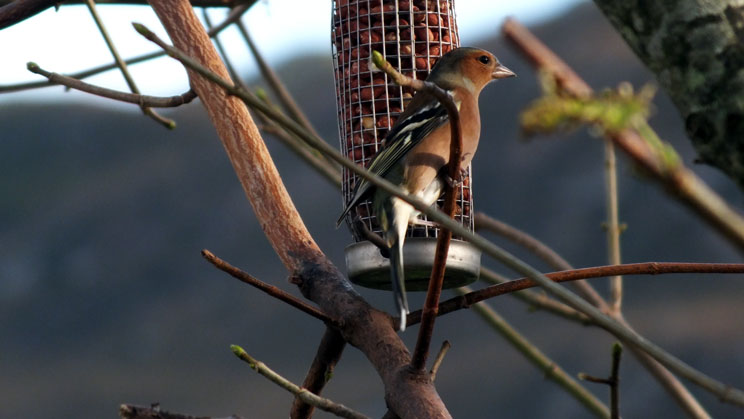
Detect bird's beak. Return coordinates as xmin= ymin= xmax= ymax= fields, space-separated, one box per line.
xmin=492 ymin=65 xmax=516 ymax=79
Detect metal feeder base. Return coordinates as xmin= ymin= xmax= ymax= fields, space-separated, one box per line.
xmin=345 ymin=238 xmax=481 ymax=291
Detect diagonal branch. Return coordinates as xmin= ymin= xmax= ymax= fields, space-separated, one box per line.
xmin=27 ymin=63 xmax=197 ymax=106
xmin=290 ymin=327 xmax=347 ymax=419
xmin=201 ymin=249 xmax=332 ymax=324
xmin=85 ymin=0 xmax=174 ymax=128
xmin=231 ymin=345 xmax=369 ymax=419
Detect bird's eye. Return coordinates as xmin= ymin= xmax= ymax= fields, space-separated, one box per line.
xmin=478 ymin=55 xmax=490 ymax=64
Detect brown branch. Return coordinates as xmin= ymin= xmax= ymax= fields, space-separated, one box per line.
xmin=480 ymin=267 xmax=590 ymax=324
xmin=429 ymin=340 xmax=451 ymax=382
xmin=503 ymin=17 xmax=744 ymax=253
xmin=370 ymin=50 xmax=463 ymax=370
xmin=26 ymin=62 xmax=196 ymax=107
xmin=407 ymin=262 xmax=744 ymax=325
xmin=290 ymin=327 xmax=347 ymax=419
xmin=119 ymin=403 xmax=244 ymax=419
xmin=140 ymin=6 xmax=450 ymax=417
xmin=201 ymin=249 xmax=332 ymax=324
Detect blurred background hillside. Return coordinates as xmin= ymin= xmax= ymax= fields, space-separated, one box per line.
xmin=1 ymin=2 xmax=743 ymax=418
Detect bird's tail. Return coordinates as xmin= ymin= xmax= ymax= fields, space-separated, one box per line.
xmin=389 ymin=235 xmax=409 ymax=332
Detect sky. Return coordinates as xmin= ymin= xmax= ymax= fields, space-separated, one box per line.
xmin=0 ymin=0 xmax=583 ymax=102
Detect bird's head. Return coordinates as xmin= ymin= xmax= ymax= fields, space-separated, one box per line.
xmin=429 ymin=47 xmax=515 ymax=94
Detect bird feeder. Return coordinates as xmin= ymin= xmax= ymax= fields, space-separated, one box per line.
xmin=332 ymin=0 xmax=481 ymax=290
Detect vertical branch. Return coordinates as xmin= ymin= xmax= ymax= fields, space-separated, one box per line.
xmin=410 ymin=97 xmax=461 ymax=371
xmin=603 ymin=139 xmax=623 ymax=313
xmin=291 ymin=327 xmax=347 ymax=419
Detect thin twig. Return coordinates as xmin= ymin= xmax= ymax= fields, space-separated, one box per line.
xmin=475 ymin=212 xmax=572 ymax=270
xmin=413 ymin=262 xmax=744 ymax=323
xmin=474 ymin=212 xmax=606 ymax=309
xmin=0 ymin=2 xmax=255 ymax=94
xmin=135 ymin=23 xmax=744 ymax=407
xmin=231 ymin=345 xmax=370 ymax=419
xmin=203 ymin=10 xmax=342 ymax=188
xmin=429 ymin=340 xmax=451 ymax=382
xmin=290 ymin=327 xmax=347 ymax=419
xmin=579 ymin=343 xmax=623 ymax=419
xmin=603 ymin=139 xmax=623 ymax=313
xmin=369 ymin=50 xmax=463 ymax=370
xmin=26 ymin=63 xmax=196 ymax=107
xmin=201 ymin=249 xmax=332 ymax=324
xmin=480 ymin=267 xmax=590 ymax=324
xmin=459 ymin=286 xmax=610 ymax=418
xmin=235 ymin=19 xmax=322 ymax=141
xmin=85 ymin=0 xmax=174 ymax=128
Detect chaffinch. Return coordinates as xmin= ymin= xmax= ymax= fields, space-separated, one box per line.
xmin=338 ymin=47 xmax=515 ymax=331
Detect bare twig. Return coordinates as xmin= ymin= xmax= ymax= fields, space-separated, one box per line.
xmin=414 ymin=262 xmax=744 ymax=323
xmin=603 ymin=139 xmax=623 ymax=313
xmin=85 ymin=0 xmax=174 ymax=128
xmin=480 ymin=267 xmax=590 ymax=324
xmin=201 ymin=249 xmax=332 ymax=324
xmin=429 ymin=340 xmax=451 ymax=382
xmin=474 ymin=212 xmax=606 ymax=309
xmin=26 ymin=63 xmax=196 ymax=107
xmin=235 ymin=20 xmax=322 ymax=140
xmin=459 ymin=286 xmax=610 ymax=418
xmin=579 ymin=343 xmax=623 ymax=419
xmin=369 ymin=50 xmax=463 ymax=370
xmin=231 ymin=345 xmax=370 ymax=419
xmin=290 ymin=327 xmax=347 ymax=419
xmin=0 ymin=2 xmax=255 ymax=94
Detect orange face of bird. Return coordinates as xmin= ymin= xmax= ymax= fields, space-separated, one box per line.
xmin=459 ymin=49 xmax=516 ymax=92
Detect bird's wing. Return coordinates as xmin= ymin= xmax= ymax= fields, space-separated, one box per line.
xmin=336 ymin=92 xmax=450 ymax=226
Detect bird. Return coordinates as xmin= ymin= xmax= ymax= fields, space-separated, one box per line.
xmin=337 ymin=47 xmax=515 ymax=331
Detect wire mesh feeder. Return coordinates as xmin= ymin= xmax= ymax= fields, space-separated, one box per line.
xmin=332 ymin=0 xmax=481 ymax=291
